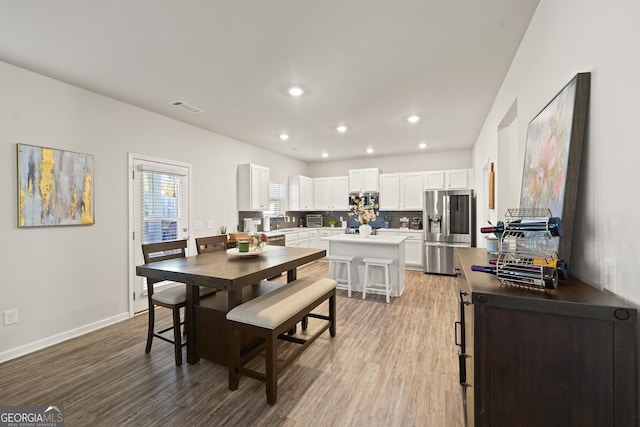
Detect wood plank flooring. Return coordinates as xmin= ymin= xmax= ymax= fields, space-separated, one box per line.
xmin=0 ymin=262 xmax=464 ymax=427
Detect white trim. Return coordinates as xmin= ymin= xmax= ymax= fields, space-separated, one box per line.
xmin=0 ymin=312 xmax=129 ymax=364
xmin=128 ymin=153 xmax=194 ymax=317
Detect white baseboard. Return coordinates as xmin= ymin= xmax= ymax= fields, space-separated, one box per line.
xmin=0 ymin=312 xmax=130 ymax=364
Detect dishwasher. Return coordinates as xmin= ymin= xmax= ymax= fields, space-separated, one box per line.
xmin=268 ymin=234 xmax=286 ymax=246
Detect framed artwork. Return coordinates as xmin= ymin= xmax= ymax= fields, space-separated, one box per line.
xmin=17 ymin=143 xmax=95 ymax=227
xmin=519 ymin=73 xmax=590 ymax=261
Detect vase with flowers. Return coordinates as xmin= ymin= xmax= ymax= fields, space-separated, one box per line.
xmin=348 ymin=195 xmax=377 ymax=238
xmin=250 ymin=233 xmax=268 ymax=251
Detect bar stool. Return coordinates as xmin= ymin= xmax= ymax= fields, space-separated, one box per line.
xmin=328 ymin=255 xmax=354 ymax=297
xmin=362 ymin=258 xmax=393 ymax=303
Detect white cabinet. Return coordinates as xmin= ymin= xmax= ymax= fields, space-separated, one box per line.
xmin=314 ymin=176 xmax=349 ymax=210
xmin=379 ymin=174 xmax=401 ymax=210
xmin=308 ymin=229 xmax=320 ymax=248
xmin=237 ymin=163 xmax=270 ymax=211
xmin=376 ymin=229 xmax=423 ymax=270
xmin=401 ymin=232 xmax=423 ymax=269
xmin=288 ymin=175 xmax=314 ymax=211
xmin=446 ymin=169 xmax=470 ymax=189
xmin=285 ymin=230 xmax=310 ymax=248
xmin=402 ymin=172 xmax=424 ymax=209
xmin=380 ymin=172 xmax=423 ymax=210
xmin=318 ymin=228 xmax=344 ymax=256
xmin=349 ymin=168 xmax=380 ymax=193
xmin=424 ymin=169 xmax=472 ymax=190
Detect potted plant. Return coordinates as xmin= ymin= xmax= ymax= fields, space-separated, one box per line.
xmin=329 ymin=219 xmax=337 ymax=228
xmin=219 ymin=225 xmax=227 ymax=235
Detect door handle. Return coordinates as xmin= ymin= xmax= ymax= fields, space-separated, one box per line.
xmin=455 ymin=321 xmax=462 ymax=347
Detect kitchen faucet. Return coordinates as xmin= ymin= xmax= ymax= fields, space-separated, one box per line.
xmin=276 ymin=214 xmax=285 ymax=230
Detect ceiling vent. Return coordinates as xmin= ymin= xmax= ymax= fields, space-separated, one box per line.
xmin=170 ymin=101 xmax=204 ymax=113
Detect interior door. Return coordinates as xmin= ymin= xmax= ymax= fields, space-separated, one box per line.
xmin=129 ymin=155 xmax=191 ymax=313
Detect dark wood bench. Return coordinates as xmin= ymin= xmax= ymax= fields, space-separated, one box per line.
xmin=226 ymin=277 xmax=337 ymax=404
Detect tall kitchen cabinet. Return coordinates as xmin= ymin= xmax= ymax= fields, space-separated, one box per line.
xmin=454 ymin=248 xmax=637 ymax=427
xmin=237 ymin=163 xmax=270 ymax=211
xmin=349 ymin=168 xmax=379 ymax=193
xmin=379 ymin=172 xmax=423 ymax=210
xmin=314 ymin=176 xmax=349 ymax=211
xmin=288 ymin=175 xmax=314 ymax=211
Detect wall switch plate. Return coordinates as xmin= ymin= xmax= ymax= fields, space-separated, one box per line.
xmin=4 ymin=309 xmax=18 ymax=325
xmin=207 ymin=220 xmax=215 ymax=229
xmin=193 ymin=220 xmax=203 ymax=230
xmin=603 ymin=258 xmax=617 ymax=293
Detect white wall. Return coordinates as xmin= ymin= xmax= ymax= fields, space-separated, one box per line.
xmin=472 ymin=0 xmax=640 ymax=304
xmin=307 ymin=149 xmax=472 ymax=177
xmin=0 ymin=61 xmax=308 ymax=361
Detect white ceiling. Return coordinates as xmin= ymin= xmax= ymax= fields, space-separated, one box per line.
xmin=0 ymin=0 xmax=539 ymax=163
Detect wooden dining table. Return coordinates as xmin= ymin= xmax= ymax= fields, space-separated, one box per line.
xmin=136 ymin=245 xmax=325 ymax=364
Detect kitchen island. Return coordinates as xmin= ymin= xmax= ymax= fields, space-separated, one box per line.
xmin=321 ymin=234 xmax=407 ymax=298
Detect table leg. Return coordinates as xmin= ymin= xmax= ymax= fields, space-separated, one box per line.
xmin=186 ymin=285 xmax=200 ymax=364
xmin=287 ymin=268 xmax=297 ymax=283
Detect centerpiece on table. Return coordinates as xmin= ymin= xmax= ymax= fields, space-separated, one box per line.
xmin=348 ymin=195 xmax=377 ymax=238
xmin=250 ymin=233 xmax=269 ymax=251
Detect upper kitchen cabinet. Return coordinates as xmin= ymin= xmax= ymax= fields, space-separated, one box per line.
xmin=424 ymin=169 xmax=473 ymax=190
xmin=314 ymin=176 xmax=349 ymax=211
xmin=379 ymin=172 xmax=423 ymax=210
xmin=288 ymin=175 xmax=314 ymax=211
xmin=349 ymin=168 xmax=380 ymax=193
xmin=237 ymin=163 xmax=270 ymax=211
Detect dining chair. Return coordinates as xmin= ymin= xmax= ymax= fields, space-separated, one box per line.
xmin=195 ymin=234 xmax=228 ymax=254
xmin=141 ymin=239 xmax=215 ymax=366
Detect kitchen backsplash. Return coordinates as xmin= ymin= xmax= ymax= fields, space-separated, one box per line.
xmin=239 ymin=210 xmax=422 ymax=232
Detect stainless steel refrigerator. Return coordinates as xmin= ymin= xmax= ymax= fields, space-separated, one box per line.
xmin=423 ymin=189 xmax=475 ymax=275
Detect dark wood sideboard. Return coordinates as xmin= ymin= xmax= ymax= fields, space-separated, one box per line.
xmin=454 ymin=248 xmax=638 ymax=427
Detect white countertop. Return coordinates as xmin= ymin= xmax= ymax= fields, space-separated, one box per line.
xmin=321 ymin=234 xmax=407 ymax=245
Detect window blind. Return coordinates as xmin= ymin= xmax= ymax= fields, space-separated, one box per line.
xmin=268 ymin=182 xmax=285 ymax=215
xmin=140 ymin=170 xmax=187 ymax=244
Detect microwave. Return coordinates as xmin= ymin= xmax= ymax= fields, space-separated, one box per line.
xmin=306 ymin=214 xmax=323 ymax=228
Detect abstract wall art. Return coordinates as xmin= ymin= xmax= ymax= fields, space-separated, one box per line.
xmin=520 ymin=72 xmax=590 ymax=262
xmin=17 ymin=143 xmax=95 ymax=227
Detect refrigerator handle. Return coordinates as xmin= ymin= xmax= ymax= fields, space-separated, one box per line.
xmin=443 ymin=194 xmax=450 ymax=237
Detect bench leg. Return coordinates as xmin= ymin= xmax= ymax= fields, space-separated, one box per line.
xmin=329 ymin=292 xmax=336 ymax=337
xmin=228 ymin=326 xmax=240 ymax=391
xmin=266 ymin=331 xmax=278 ymax=405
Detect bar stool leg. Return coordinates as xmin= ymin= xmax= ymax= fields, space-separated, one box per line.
xmin=362 ymin=263 xmax=369 ymax=300
xmin=385 ymin=264 xmax=391 ymax=303
xmin=346 ymin=262 xmax=352 ymax=298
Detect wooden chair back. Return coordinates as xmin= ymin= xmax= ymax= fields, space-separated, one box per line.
xmin=141 ymin=239 xmax=188 ymax=288
xmin=195 ymin=235 xmax=228 ymax=254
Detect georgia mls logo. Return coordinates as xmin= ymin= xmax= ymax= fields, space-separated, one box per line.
xmin=0 ymin=404 xmax=64 ymax=426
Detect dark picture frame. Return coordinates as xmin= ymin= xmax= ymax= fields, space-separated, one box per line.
xmin=17 ymin=143 xmax=95 ymax=227
xmin=519 ymin=72 xmax=590 ymax=262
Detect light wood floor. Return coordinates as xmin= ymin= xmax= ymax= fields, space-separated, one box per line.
xmin=0 ymin=262 xmax=464 ymax=427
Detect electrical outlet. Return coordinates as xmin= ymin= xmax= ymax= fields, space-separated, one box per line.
xmin=603 ymin=258 xmax=617 ymax=293
xmin=193 ymin=220 xmax=203 ymax=230
xmin=207 ymin=220 xmax=215 ymax=229
xmin=4 ymin=309 xmax=18 ymax=325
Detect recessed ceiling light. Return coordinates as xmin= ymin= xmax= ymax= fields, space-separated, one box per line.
xmin=406 ymin=114 xmax=420 ymax=124
xmin=336 ymin=125 xmax=348 ymax=133
xmin=419 ymin=142 xmax=428 ymax=149
xmin=366 ymin=148 xmax=374 ymax=154
xmin=288 ymin=86 xmax=304 ymax=97
xmin=279 ymin=133 xmax=290 ymax=141
xmin=321 ymin=152 xmax=329 ymax=158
